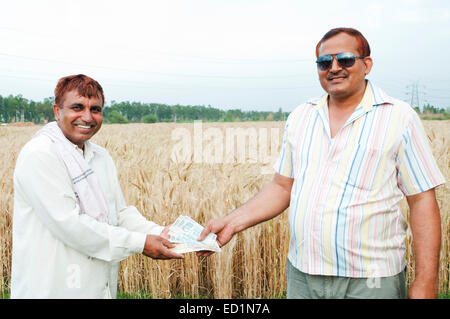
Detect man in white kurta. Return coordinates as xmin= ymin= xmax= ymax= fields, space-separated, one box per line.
xmin=11 ymin=74 xmax=181 ymax=298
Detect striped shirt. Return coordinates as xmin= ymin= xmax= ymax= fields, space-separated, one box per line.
xmin=274 ymin=81 xmax=445 ymax=278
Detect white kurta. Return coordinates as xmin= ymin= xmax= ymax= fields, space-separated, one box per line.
xmin=11 ymin=135 xmax=164 ymax=298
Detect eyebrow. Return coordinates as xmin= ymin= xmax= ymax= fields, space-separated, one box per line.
xmin=70 ymin=103 xmax=102 ymax=109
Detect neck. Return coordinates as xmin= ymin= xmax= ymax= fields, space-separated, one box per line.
xmin=77 ymin=142 xmax=85 ymax=152
xmin=328 ymin=80 xmax=367 ymax=111
xmin=55 ymin=120 xmax=85 ymax=151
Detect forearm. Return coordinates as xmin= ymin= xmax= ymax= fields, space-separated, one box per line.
xmin=410 ymin=207 xmax=441 ymax=281
xmin=408 ymin=189 xmax=441 ymax=288
xmin=226 ymin=177 xmax=292 ymax=234
xmin=118 ymin=205 xmax=165 ymax=235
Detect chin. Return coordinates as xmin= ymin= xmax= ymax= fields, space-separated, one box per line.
xmin=326 ymin=87 xmax=345 ymax=96
xmin=71 ymin=133 xmax=93 ymax=145
xmin=327 ymin=82 xmax=352 ymax=95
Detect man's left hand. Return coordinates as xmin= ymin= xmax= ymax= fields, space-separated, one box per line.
xmin=407 ymin=279 xmax=438 ymax=299
xmin=161 ymin=225 xmax=171 ymax=240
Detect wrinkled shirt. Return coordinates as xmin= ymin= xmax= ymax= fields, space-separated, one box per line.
xmin=12 ymin=135 xmax=164 ymax=298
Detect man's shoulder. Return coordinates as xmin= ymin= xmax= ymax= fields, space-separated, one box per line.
xmin=376 ymin=88 xmax=419 ymax=122
xmin=285 ymin=96 xmax=323 ymax=123
xmin=388 ymin=96 xmax=415 ymax=113
xmin=19 ymin=134 xmax=56 ymax=158
xmin=87 ymin=141 xmax=119 ymax=170
xmin=306 ymin=95 xmax=324 ymax=106
xmin=289 ymin=96 xmax=322 ymax=114
xmin=15 ymin=135 xmax=61 ymax=175
xmin=87 ymin=141 xmax=110 ymax=156
xmin=86 ymin=141 xmax=115 ymax=166
xmin=370 ymin=83 xmax=415 ymax=111
xmin=18 ymin=136 xmax=113 ymax=165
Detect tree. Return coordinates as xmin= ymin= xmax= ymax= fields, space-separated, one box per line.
xmin=156 ymin=104 xmax=173 ymax=122
xmin=274 ymin=107 xmax=284 ymax=121
xmin=36 ymin=97 xmax=54 ymax=123
xmin=224 ymin=110 xmax=234 ymax=122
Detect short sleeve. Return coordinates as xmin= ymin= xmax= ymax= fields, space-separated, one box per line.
xmin=273 ymin=119 xmax=294 ymax=178
xmin=396 ymin=112 xmax=445 ymax=196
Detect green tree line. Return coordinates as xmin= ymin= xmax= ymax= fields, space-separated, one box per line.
xmin=1 ymin=94 xmax=448 ymax=124
xmin=413 ymin=104 xmax=450 ymax=120
xmin=0 ymin=94 xmax=290 ymax=124
xmin=0 ymin=94 xmax=54 ymax=123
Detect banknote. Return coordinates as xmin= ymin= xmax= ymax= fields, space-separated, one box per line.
xmin=170 ymin=243 xmax=221 ymax=254
xmin=168 ymin=215 xmax=221 ymax=254
xmin=170 ymin=215 xmax=217 ymax=244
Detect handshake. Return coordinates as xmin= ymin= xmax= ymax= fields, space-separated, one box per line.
xmin=142 ymin=215 xmax=229 ymax=260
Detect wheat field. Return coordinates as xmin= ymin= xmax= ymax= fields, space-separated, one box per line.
xmin=0 ymin=120 xmax=448 ymax=298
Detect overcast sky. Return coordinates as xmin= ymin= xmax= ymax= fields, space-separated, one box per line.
xmin=0 ymin=0 xmax=449 ymax=111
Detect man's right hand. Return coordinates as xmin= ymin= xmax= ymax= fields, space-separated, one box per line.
xmin=195 ymin=174 xmax=293 ymax=257
xmin=196 ymin=217 xmax=235 ymax=257
xmin=142 ymin=234 xmax=184 ymax=260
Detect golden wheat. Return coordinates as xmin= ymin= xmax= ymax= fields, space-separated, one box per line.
xmin=0 ymin=121 xmax=448 ymax=298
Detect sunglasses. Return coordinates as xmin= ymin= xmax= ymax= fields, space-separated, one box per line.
xmin=316 ymin=52 xmax=365 ymax=71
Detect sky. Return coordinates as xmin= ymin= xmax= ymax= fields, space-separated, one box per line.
xmin=0 ymin=0 xmax=449 ymax=112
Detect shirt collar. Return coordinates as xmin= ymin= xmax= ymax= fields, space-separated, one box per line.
xmin=72 ymin=140 xmax=95 ymax=163
xmin=312 ymin=80 xmax=394 ymax=111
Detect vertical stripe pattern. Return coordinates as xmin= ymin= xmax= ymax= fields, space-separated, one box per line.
xmin=274 ymin=81 xmax=445 ymax=277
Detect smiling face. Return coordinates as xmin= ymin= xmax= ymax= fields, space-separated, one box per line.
xmin=53 ymin=90 xmax=103 ymax=149
xmin=317 ymin=32 xmax=373 ymax=101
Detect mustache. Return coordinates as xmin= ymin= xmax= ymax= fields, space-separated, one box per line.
xmin=327 ymin=72 xmax=348 ymax=80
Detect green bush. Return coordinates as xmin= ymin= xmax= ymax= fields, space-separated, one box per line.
xmin=143 ymin=114 xmax=158 ymax=123
xmin=108 ymin=110 xmax=128 ymax=124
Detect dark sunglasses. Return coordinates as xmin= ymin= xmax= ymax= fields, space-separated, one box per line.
xmin=316 ymin=52 xmax=365 ymax=71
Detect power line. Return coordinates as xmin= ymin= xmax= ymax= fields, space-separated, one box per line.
xmin=0 ymin=73 xmax=318 ymax=91
xmin=0 ymin=26 xmax=312 ymax=65
xmin=0 ymin=52 xmax=311 ymax=79
xmin=405 ymin=81 xmax=426 ymax=110
xmin=0 ymin=74 xmax=55 ymax=83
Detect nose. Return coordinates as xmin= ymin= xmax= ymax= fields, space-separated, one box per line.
xmin=329 ymin=56 xmax=342 ymax=72
xmin=80 ymin=108 xmax=94 ymax=122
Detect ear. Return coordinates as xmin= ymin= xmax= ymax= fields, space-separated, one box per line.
xmin=363 ymin=57 xmax=373 ymax=76
xmin=53 ymin=104 xmax=60 ymax=121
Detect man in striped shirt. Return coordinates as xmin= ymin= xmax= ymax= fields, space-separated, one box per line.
xmin=198 ymin=28 xmax=445 ymax=298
